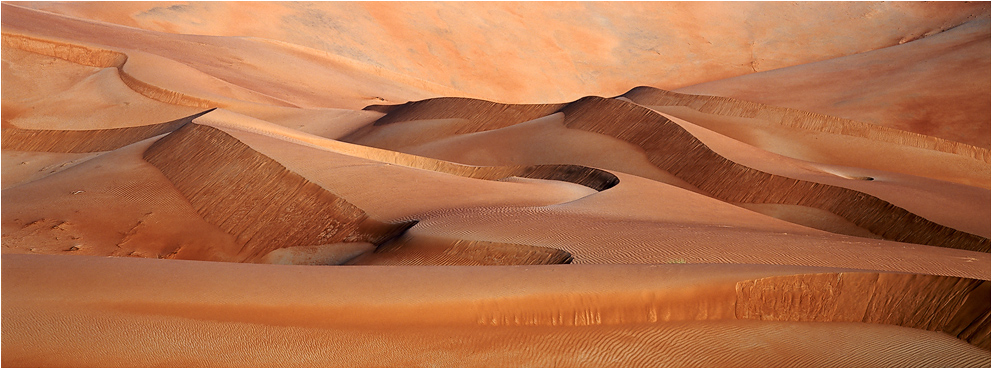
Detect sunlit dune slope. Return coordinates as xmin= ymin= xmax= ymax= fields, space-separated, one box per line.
xmin=676 ymin=17 xmax=992 ymax=149
xmin=621 ymin=87 xmax=990 ymax=188
xmin=2 ymin=109 xmax=618 ymax=265
xmin=2 ymin=1 xmax=989 ymax=366
xmin=344 ymin=96 xmax=989 ymax=252
xmin=2 ymin=255 xmax=989 ymax=366
xmin=2 ymin=4 xmax=457 ymax=109
xmin=12 ymin=1 xmax=990 ymax=103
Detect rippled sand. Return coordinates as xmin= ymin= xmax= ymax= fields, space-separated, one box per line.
xmin=2 ymin=2 xmax=989 ymax=367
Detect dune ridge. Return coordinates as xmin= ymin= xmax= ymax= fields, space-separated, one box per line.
xmin=348 ymin=98 xmax=569 ymax=149
xmin=5 ymin=254 xmax=990 ymax=367
xmin=142 ymin=123 xmax=414 ymax=262
xmin=345 ymin=96 xmax=989 ymax=252
xmin=2 ymin=2 xmax=989 ymax=365
xmin=736 ymin=273 xmax=990 ymax=349
xmin=195 ymin=109 xmax=619 ymax=192
xmin=0 ymin=109 xmax=214 ymax=153
xmin=623 ymin=86 xmax=990 ymax=163
xmin=2 ymin=32 xmax=218 ymax=109
xmin=560 ymin=96 xmax=989 ymax=252
xmin=349 ymin=235 xmax=574 ymax=266
xmin=141 ymin=121 xmax=608 ymax=264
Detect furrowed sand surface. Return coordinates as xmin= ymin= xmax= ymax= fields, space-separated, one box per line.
xmin=2 ymin=2 xmax=990 ymax=367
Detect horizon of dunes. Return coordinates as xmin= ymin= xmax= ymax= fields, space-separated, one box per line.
xmin=2 ymin=2 xmax=989 ymax=367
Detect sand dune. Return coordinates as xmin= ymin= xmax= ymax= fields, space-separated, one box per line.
xmin=12 ymin=1 xmax=989 ymax=103
xmin=2 ymin=2 xmax=989 ymax=367
xmin=676 ymin=17 xmax=992 ymax=149
xmin=1 ymin=109 xmax=210 ymax=152
xmin=621 ymin=86 xmax=991 ymax=187
xmin=3 ymin=255 xmax=990 ymax=366
xmin=143 ymin=123 xmax=416 ymax=262
xmin=2 ymin=109 xmax=615 ymax=263
xmin=345 ymin=95 xmax=989 ymax=252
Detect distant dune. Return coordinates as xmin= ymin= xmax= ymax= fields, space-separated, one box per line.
xmin=2 ymin=2 xmax=989 ymax=367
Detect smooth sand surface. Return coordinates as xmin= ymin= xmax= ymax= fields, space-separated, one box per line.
xmin=12 ymin=1 xmax=990 ymax=103
xmin=620 ymin=89 xmax=991 ymax=188
xmin=2 ymin=2 xmax=989 ymax=366
xmin=676 ymin=17 xmax=992 ymax=149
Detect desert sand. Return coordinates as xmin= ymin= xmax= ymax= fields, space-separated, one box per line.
xmin=2 ymin=2 xmax=990 ymax=367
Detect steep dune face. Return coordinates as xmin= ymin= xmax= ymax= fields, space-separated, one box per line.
xmin=2 ymin=137 xmax=243 ymax=261
xmin=142 ymin=123 xmax=416 ymax=262
xmin=2 ymin=1 xmax=990 ymax=366
xmin=3 ymin=255 xmax=990 ymax=366
xmin=1 ymin=110 xmax=210 ymax=153
xmin=621 ymin=87 xmax=990 ymax=188
xmin=736 ymin=273 xmax=990 ymax=349
xmin=345 ymin=96 xmax=989 ymax=252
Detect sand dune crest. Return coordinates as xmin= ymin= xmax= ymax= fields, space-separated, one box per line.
xmin=2 ymin=2 xmax=988 ymax=365
xmin=142 ymin=122 xmax=414 ymax=262
xmin=345 ymin=95 xmax=989 ymax=251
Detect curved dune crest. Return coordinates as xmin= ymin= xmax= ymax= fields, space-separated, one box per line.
xmin=348 ymin=98 xmax=569 ymax=149
xmin=559 ymin=96 xmax=989 ymax=252
xmin=2 ymin=32 xmax=218 ymax=108
xmin=3 ymin=2 xmax=989 ymax=366
xmin=0 ymin=109 xmax=213 ymax=153
xmin=142 ymin=123 xmax=415 ymax=262
xmin=3 ymin=255 xmax=989 ymax=366
xmin=345 ymin=96 xmax=989 ymax=252
xmin=736 ymin=273 xmax=990 ymax=349
xmin=622 ymin=86 xmax=990 ymax=162
xmin=621 ymin=86 xmax=991 ymax=188
xmin=195 ymin=108 xmax=620 ymax=192
xmin=137 ymin=119 xmax=610 ymax=264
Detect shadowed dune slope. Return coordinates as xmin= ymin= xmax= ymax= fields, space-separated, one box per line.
xmin=560 ymin=97 xmax=989 ymax=252
xmin=2 ymin=108 xmax=612 ymax=265
xmin=143 ymin=118 xmax=613 ymax=264
xmin=1 ymin=123 xmax=581 ymax=266
xmin=384 ymin=111 xmax=985 ymax=240
xmin=3 ymin=255 xmax=989 ymax=366
xmin=345 ymin=96 xmax=989 ymax=252
xmin=1 ymin=109 xmax=214 ymax=153
xmin=736 ymin=273 xmax=990 ymax=349
xmin=2 ymin=2 xmax=989 ymax=365
xmin=194 ymin=109 xmax=619 ymax=193
xmin=142 ymin=123 xmax=415 ymax=262
xmin=347 ymin=98 xmax=569 ymax=150
xmin=405 ymin=191 xmax=991 ymax=279
xmin=620 ymin=86 xmax=990 ymax=187
xmin=622 ymin=86 xmax=989 ymax=162
xmin=349 ymin=234 xmax=574 ymax=266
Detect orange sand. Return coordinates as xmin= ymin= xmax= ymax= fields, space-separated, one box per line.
xmin=2 ymin=2 xmax=989 ymax=367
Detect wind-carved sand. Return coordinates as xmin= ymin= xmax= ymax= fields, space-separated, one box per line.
xmin=346 ymin=96 xmax=989 ymax=252
xmin=2 ymin=2 xmax=990 ymax=367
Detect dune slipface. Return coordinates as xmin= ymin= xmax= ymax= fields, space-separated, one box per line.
xmin=2 ymin=2 xmax=990 ymax=367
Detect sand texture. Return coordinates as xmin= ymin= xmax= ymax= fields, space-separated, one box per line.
xmin=2 ymin=2 xmax=989 ymax=367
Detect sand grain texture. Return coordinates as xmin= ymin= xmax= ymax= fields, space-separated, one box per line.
xmin=2 ymin=1 xmax=990 ymax=367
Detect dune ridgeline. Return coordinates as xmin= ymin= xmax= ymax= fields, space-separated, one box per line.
xmin=2 ymin=2 xmax=990 ymax=367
